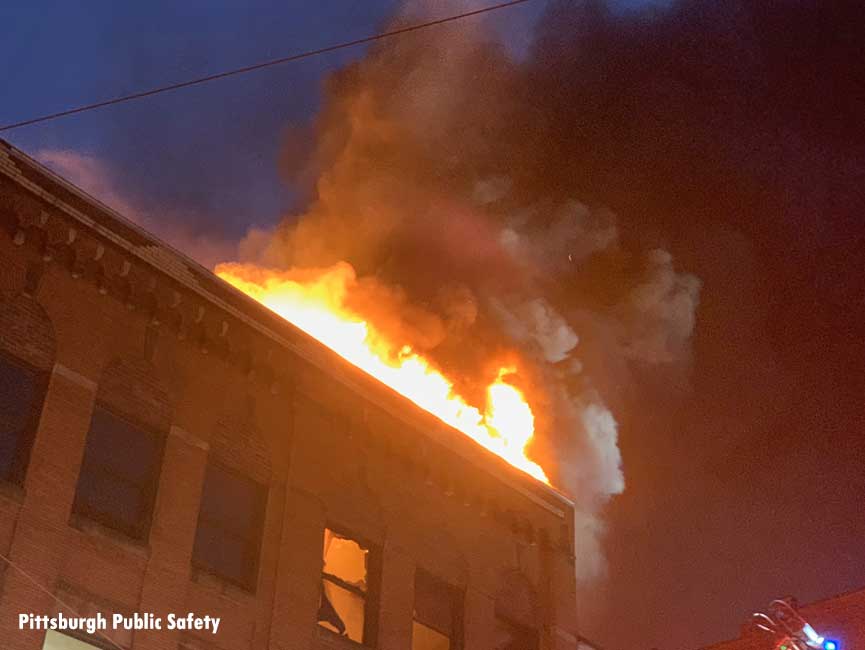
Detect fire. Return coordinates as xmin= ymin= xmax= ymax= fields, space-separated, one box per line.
xmin=215 ymin=261 xmax=549 ymax=483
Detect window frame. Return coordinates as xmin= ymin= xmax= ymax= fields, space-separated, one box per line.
xmin=191 ymin=460 xmax=268 ymax=592
xmin=0 ymin=348 xmax=48 ymax=487
xmin=412 ymin=568 xmax=464 ymax=650
xmin=318 ymin=524 xmax=380 ymax=647
xmin=71 ymin=402 xmax=167 ymax=542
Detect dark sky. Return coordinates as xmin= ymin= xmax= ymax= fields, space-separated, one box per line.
xmin=3 ymin=2 xmax=864 ymax=650
xmin=2 ymin=0 xmax=407 ymax=236
xmin=523 ymin=3 xmax=865 ymax=648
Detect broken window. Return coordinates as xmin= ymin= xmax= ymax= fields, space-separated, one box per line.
xmin=0 ymin=351 xmax=46 ymax=485
xmin=192 ymin=462 xmax=267 ymax=591
xmin=71 ymin=405 xmax=165 ymax=541
xmin=318 ymin=528 xmax=375 ymax=644
xmin=412 ymin=569 xmax=462 ymax=650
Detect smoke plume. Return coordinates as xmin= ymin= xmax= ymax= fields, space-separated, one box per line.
xmin=227 ymin=0 xmax=701 ymax=582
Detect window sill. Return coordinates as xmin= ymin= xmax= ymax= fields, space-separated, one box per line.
xmin=69 ymin=514 xmax=151 ymax=560
xmin=315 ymin=625 xmax=370 ymax=650
xmin=191 ymin=565 xmax=258 ymax=606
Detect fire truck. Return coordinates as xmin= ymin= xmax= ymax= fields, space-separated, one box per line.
xmin=752 ymin=599 xmax=840 ymax=650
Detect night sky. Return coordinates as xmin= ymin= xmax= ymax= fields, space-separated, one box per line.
xmin=3 ymin=2 xmax=864 ymax=650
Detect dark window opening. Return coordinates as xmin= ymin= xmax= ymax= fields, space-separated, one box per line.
xmin=0 ymin=351 xmax=46 ymax=486
xmin=495 ymin=571 xmax=539 ymax=650
xmin=71 ymin=404 xmax=165 ymax=541
xmin=192 ymin=462 xmax=267 ymax=591
xmin=318 ymin=527 xmax=378 ymax=645
xmin=413 ymin=569 xmax=463 ymax=650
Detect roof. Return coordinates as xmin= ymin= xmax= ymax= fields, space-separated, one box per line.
xmin=0 ymin=138 xmax=574 ymax=518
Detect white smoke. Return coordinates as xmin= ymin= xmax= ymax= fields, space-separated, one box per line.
xmin=579 ymin=401 xmax=625 ymax=498
xmin=618 ymin=249 xmax=701 ymax=364
xmin=491 ymin=296 xmax=579 ymax=363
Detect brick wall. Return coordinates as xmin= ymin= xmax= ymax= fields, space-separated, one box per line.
xmin=0 ymin=141 xmax=580 ymax=650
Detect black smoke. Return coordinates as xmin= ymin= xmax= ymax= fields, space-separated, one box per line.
xmin=245 ymin=1 xmax=865 ymax=647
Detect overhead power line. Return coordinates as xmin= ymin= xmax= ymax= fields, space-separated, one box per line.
xmin=0 ymin=551 xmax=126 ymax=650
xmin=0 ymin=0 xmax=534 ymax=133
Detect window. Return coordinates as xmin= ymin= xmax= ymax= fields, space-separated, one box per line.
xmin=0 ymin=351 xmax=46 ymax=485
xmin=494 ymin=571 xmax=538 ymax=650
xmin=493 ymin=617 xmax=538 ymax=650
xmin=192 ymin=462 xmax=267 ymax=591
xmin=412 ymin=570 xmax=462 ymax=650
xmin=42 ymin=630 xmax=105 ymax=650
xmin=318 ymin=528 xmax=377 ymax=644
xmin=71 ymin=405 xmax=165 ymax=541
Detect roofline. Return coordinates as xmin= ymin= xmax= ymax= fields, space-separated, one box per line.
xmin=0 ymin=138 xmax=575 ymax=516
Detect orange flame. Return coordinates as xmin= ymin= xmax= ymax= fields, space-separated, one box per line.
xmin=215 ymin=261 xmax=549 ymax=483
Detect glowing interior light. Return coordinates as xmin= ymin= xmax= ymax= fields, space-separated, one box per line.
xmin=824 ymin=640 xmax=838 ymax=650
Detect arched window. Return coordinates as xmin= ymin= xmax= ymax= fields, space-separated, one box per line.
xmin=191 ymin=401 xmax=271 ymax=591
xmin=71 ymin=357 xmax=171 ymax=541
xmin=0 ymin=294 xmax=55 ymax=486
xmin=192 ymin=461 xmax=267 ymax=591
xmin=0 ymin=351 xmax=47 ymax=485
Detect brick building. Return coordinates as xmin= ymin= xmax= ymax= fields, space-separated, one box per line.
xmin=700 ymin=588 xmax=865 ymax=650
xmin=0 ymin=138 xmax=580 ymax=650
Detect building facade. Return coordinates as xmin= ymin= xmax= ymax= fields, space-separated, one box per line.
xmin=0 ymin=139 xmax=580 ymax=650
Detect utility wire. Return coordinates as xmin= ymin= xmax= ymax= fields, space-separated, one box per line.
xmin=0 ymin=551 xmax=126 ymax=650
xmin=0 ymin=0 xmax=534 ymax=133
